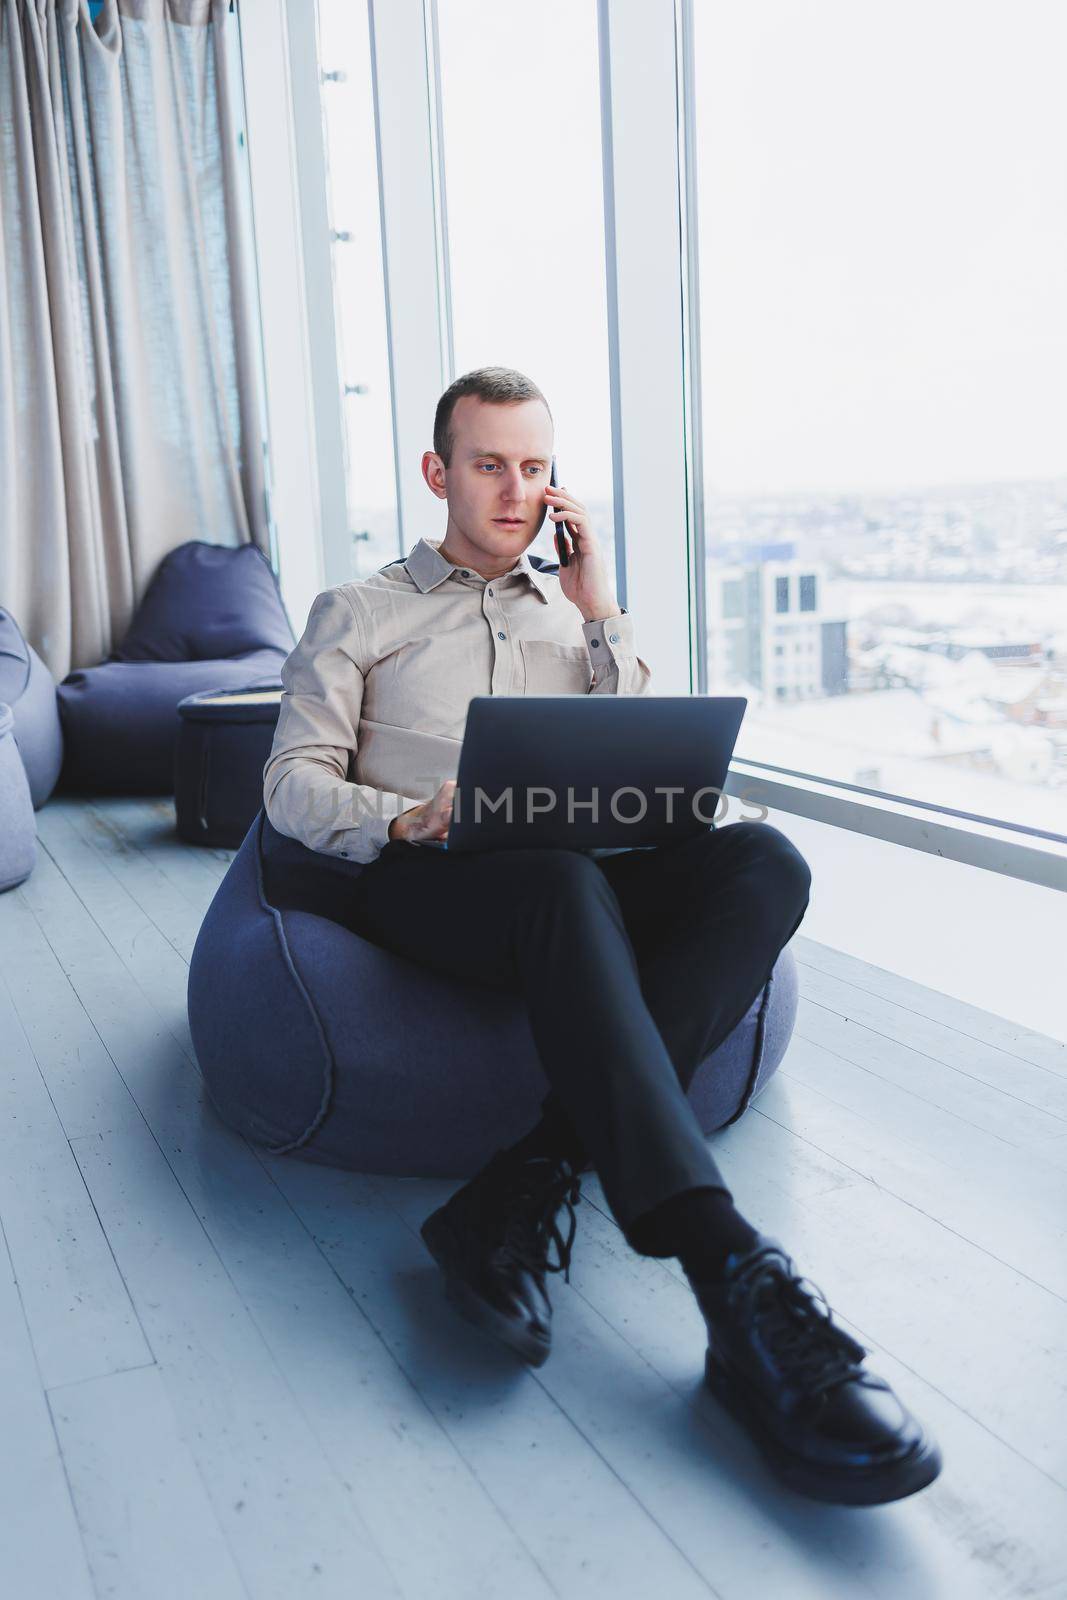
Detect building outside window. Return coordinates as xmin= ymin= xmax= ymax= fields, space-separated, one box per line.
xmin=721 ymin=579 xmax=744 ymax=619
xmin=692 ymin=0 xmax=1067 ymax=834
xmin=310 ymin=0 xmax=1067 ymax=842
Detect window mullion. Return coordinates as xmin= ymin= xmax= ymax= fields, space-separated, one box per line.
xmin=598 ymin=0 xmax=692 ymax=691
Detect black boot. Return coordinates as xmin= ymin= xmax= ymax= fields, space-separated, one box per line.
xmin=420 ymin=1152 xmax=582 ymax=1367
xmin=691 ymin=1236 xmax=942 ymax=1505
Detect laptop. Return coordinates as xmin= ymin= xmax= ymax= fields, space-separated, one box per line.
xmin=424 ymin=694 xmax=747 ymax=853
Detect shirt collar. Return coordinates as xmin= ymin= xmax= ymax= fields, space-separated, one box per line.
xmin=403 ymin=538 xmax=453 ymax=592
xmin=404 ymin=538 xmax=551 ymax=604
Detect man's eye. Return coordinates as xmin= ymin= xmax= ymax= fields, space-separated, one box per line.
xmin=478 ymin=463 xmax=498 ymax=473
xmin=526 ymin=465 xmax=544 ymax=476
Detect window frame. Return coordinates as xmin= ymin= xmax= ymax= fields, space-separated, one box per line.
xmin=241 ymin=0 xmax=1066 ymax=889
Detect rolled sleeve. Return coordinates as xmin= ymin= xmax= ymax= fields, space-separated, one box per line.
xmin=263 ymin=588 xmax=421 ymax=865
xmin=582 ymin=610 xmax=652 ymax=696
xmin=342 ymin=810 xmax=398 ymax=861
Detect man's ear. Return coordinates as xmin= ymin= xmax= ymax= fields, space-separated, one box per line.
xmin=421 ymin=451 xmax=448 ymax=500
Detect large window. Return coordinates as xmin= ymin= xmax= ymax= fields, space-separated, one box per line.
xmin=436 ymin=0 xmax=616 ymax=571
xmin=305 ymin=1 xmax=1065 ymax=845
xmin=691 ymin=0 xmax=1067 ymax=835
xmin=316 ymin=0 xmax=400 ymax=577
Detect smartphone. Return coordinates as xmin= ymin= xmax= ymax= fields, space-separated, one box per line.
xmin=550 ymin=456 xmax=570 ymax=567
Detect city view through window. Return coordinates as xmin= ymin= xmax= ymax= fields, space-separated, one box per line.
xmin=317 ymin=0 xmax=1067 ymax=840
xmin=701 ymin=479 xmax=1067 ymax=833
xmin=693 ymin=0 xmax=1067 ymax=836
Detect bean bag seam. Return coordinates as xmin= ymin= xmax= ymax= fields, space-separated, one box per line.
xmin=0 ymin=615 xmax=32 ymax=699
xmin=722 ymin=968 xmax=774 ymax=1128
xmin=250 ymin=812 xmax=337 ymax=1155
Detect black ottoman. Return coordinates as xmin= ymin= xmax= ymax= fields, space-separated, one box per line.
xmin=175 ymin=688 xmax=283 ymax=848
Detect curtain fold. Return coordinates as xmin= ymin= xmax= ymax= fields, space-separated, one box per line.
xmin=0 ymin=0 xmax=268 ymax=680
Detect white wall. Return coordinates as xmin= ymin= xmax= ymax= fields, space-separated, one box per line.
xmin=767 ymin=807 xmax=1067 ymax=1045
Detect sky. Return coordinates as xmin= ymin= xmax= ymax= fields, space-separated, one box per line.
xmin=694 ymin=0 xmax=1067 ymax=497
xmin=318 ymin=0 xmax=1067 ymax=511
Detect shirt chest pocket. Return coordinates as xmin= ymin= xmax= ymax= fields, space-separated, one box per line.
xmin=519 ymin=638 xmax=594 ymax=695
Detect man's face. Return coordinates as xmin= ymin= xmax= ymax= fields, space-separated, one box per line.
xmin=423 ymin=395 xmax=554 ymax=572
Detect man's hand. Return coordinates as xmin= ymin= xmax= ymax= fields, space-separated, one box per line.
xmin=388 ymin=779 xmax=456 ymax=844
xmin=545 ymin=481 xmax=620 ymax=622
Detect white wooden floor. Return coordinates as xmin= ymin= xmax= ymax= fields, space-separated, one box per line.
xmin=1 ymin=797 xmax=1064 ymax=1600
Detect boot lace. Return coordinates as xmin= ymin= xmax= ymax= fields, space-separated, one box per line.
xmin=491 ymin=1157 xmax=583 ymax=1283
xmin=731 ymin=1249 xmax=867 ymax=1397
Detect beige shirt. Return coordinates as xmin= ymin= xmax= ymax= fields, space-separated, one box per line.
xmin=263 ymin=536 xmax=653 ymax=863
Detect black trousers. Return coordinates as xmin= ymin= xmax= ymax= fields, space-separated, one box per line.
xmin=304 ymin=822 xmax=811 ymax=1254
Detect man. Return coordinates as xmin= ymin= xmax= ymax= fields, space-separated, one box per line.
xmin=263 ymin=366 xmax=940 ymax=1506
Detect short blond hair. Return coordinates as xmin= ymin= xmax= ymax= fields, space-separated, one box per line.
xmin=433 ymin=367 xmax=552 ymax=465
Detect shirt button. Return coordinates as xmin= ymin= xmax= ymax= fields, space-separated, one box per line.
xmin=460 ymin=569 xmax=469 ymax=577
xmin=488 ymin=587 xmax=494 ymax=596
xmin=590 ymin=638 xmax=600 ymax=648
xmin=608 ymin=632 xmax=620 ymax=644
xmin=497 ymin=630 xmax=506 ymax=640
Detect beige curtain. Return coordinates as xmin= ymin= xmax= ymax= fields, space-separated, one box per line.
xmin=0 ymin=0 xmax=268 ymax=681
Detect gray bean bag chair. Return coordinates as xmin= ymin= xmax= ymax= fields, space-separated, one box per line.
xmin=58 ymin=653 xmax=286 ymax=797
xmin=0 ymin=609 xmax=63 ymax=809
xmin=188 ymin=812 xmax=800 ymax=1178
xmin=57 ymin=541 xmax=294 ymax=795
xmin=0 ymin=704 xmax=37 ymax=892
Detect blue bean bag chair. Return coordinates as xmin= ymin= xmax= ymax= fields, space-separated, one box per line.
xmin=0 ymin=704 xmax=37 ymax=892
xmin=57 ymin=542 xmax=294 ymax=795
xmin=187 ymin=812 xmax=800 ymax=1178
xmin=0 ymin=609 xmax=63 ymax=809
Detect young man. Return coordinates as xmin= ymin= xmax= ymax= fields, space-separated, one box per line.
xmin=263 ymin=367 xmax=941 ymax=1506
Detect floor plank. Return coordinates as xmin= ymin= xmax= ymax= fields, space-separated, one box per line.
xmin=70 ymin=1120 xmax=403 ymax=1600
xmin=0 ymin=975 xmax=151 ymax=1390
xmin=15 ymin=811 xmax=568 ymax=1598
xmin=30 ymin=809 xmax=199 ymax=1061
xmin=126 ymin=1080 xmax=571 ymax=1599
xmin=699 ymin=1090 xmax=1065 ymax=1483
xmin=778 ymin=1033 xmax=1067 ymax=1294
xmin=86 ymin=797 xmax=233 ymax=910
xmin=0 ymin=1225 xmax=95 ymax=1600
xmin=0 ymin=797 xmax=1063 ymax=1600
xmin=58 ymin=800 xmax=213 ymax=963
xmin=263 ymin=1156 xmax=719 ymax=1600
xmin=793 ymin=935 xmax=1067 ymax=1075
xmin=0 ymin=883 xmax=144 ymax=1142
xmin=793 ymin=942 xmax=1067 ymax=1100
xmin=364 ymin=1171 xmax=872 ymax=1600
xmin=7 ymin=831 xmax=411 ymax=1596
xmin=793 ymin=994 xmax=1067 ymax=1168
xmin=567 ymin=1189 xmax=1067 ymax=1600
xmin=49 ymin=1363 xmax=247 ymax=1600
